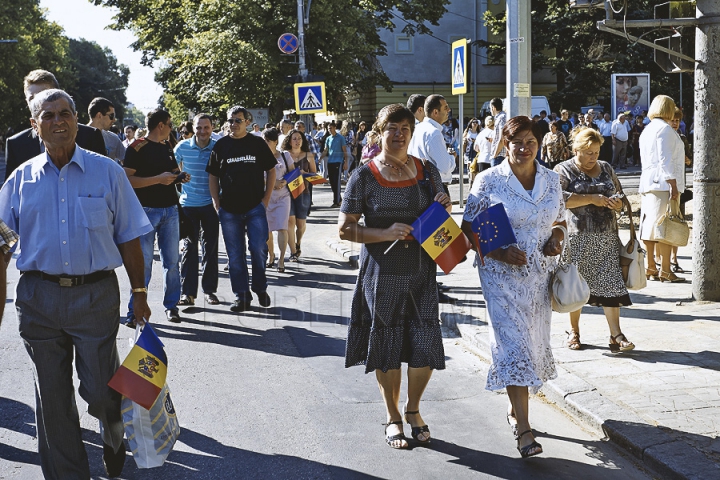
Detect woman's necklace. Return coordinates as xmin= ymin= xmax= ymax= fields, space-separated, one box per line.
xmin=378 ymin=157 xmax=410 ymax=176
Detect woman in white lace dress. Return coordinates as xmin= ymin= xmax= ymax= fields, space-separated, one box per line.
xmin=461 ymin=116 xmax=566 ymax=458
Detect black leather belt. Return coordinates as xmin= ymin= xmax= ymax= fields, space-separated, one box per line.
xmin=23 ymin=270 xmax=113 ymax=287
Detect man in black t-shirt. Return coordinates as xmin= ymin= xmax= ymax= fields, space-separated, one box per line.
xmin=207 ymin=106 xmax=276 ymax=312
xmin=556 ymin=110 xmax=573 ymax=139
xmin=124 ymin=108 xmax=190 ymax=324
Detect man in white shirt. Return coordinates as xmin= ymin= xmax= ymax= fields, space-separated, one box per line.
xmin=596 ymin=112 xmax=613 ymax=163
xmin=406 ymin=94 xmax=426 ymax=124
xmin=611 ymin=113 xmax=630 ymax=169
xmin=407 ymin=94 xmax=456 ymax=192
xmin=489 ymin=97 xmax=507 ymax=167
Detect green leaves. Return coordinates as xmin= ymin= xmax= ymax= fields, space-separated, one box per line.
xmin=94 ymin=0 xmax=448 ymax=119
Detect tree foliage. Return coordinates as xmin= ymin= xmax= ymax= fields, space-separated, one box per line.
xmin=480 ymin=0 xmax=694 ymax=113
xmin=67 ymin=39 xmax=129 ymax=124
xmin=0 ymin=0 xmax=70 ymax=131
xmin=0 ymin=1 xmax=130 ymax=132
xmin=92 ymin=0 xmax=449 ymax=120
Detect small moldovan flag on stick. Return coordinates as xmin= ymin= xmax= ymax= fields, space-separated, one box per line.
xmin=470 ymin=203 xmax=517 ymax=265
xmin=411 ymin=202 xmax=472 ymax=274
xmin=284 ymin=168 xmax=306 ymax=198
xmin=108 ymin=324 xmax=168 ymax=410
xmin=303 ymin=172 xmax=328 ymax=184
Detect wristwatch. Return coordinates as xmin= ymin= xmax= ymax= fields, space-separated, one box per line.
xmin=131 ymin=287 xmax=148 ymax=294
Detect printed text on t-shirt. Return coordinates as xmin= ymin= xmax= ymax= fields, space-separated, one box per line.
xmin=226 ymin=156 xmax=256 ymax=164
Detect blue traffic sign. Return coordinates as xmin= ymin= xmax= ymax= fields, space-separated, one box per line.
xmin=278 ymin=33 xmax=299 ymax=54
xmin=294 ymin=82 xmax=326 ymax=114
xmin=452 ymin=39 xmax=468 ymax=95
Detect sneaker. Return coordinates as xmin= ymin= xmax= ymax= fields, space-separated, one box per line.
xmin=166 ymin=309 xmax=181 ymax=323
xmin=102 ymin=442 xmax=126 ymax=478
xmin=204 ymin=293 xmax=220 ymax=305
xmin=230 ymin=299 xmax=251 ymax=312
xmin=257 ymin=291 xmax=271 ymax=307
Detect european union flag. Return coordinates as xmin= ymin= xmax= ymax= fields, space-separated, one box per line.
xmin=471 ymin=203 xmax=517 ymax=258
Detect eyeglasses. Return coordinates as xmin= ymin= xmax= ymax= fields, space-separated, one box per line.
xmin=106 ymin=112 xmax=115 ymax=120
xmin=227 ymin=118 xmax=245 ymax=124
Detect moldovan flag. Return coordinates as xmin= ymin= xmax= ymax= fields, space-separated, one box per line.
xmin=108 ymin=324 xmax=168 ymax=410
xmin=471 ymin=203 xmax=517 ymax=264
xmin=411 ymin=202 xmax=471 ymax=274
xmin=303 ymin=172 xmax=328 ymax=184
xmin=284 ymin=168 xmax=306 ymax=198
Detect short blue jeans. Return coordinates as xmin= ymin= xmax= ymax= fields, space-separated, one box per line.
xmin=127 ymin=205 xmax=181 ymax=318
xmin=219 ymin=203 xmax=269 ymax=301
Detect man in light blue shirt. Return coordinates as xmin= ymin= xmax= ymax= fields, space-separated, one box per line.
xmin=320 ymin=122 xmax=350 ymax=207
xmin=0 ymin=89 xmax=152 ymax=479
xmin=597 ymin=112 xmax=614 ymax=162
xmin=174 ymin=113 xmax=220 ymax=306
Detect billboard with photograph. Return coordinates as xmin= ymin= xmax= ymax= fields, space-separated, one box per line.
xmin=612 ymin=73 xmax=650 ymax=117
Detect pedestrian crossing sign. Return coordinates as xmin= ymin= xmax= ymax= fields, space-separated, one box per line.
xmin=294 ymin=82 xmax=326 ymax=114
xmin=452 ymin=39 xmax=468 ymax=95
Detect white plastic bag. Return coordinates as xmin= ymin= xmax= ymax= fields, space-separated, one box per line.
xmin=121 ymin=384 xmax=180 ymax=469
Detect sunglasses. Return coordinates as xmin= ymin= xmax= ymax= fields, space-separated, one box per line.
xmin=180 ymin=130 xmax=189 ymax=135
xmin=106 ymin=112 xmax=115 ymax=120
xmin=227 ymin=118 xmax=245 ymax=124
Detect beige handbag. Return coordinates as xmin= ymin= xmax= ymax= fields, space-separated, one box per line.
xmin=550 ymin=226 xmax=591 ymax=313
xmin=619 ymin=197 xmax=647 ymax=290
xmin=655 ymin=198 xmax=689 ymax=246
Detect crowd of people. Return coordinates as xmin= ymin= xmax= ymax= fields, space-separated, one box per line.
xmin=0 ymin=66 xmax=694 ymax=476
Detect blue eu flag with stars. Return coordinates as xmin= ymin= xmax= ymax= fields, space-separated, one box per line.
xmin=471 ymin=203 xmax=517 ymax=258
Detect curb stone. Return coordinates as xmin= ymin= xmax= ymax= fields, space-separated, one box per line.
xmin=454 ymin=317 xmax=720 ymax=480
xmin=325 ymin=238 xmax=359 ymax=269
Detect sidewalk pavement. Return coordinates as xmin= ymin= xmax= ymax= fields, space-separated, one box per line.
xmin=327 ymin=209 xmax=720 ymax=480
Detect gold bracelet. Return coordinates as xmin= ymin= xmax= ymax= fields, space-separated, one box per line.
xmin=131 ymin=287 xmax=148 ymax=294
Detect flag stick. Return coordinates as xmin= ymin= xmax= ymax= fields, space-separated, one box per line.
xmin=383 ymin=239 xmax=399 ymax=255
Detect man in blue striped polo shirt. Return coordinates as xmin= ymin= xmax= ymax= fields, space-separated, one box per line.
xmin=174 ymin=114 xmax=220 ymax=306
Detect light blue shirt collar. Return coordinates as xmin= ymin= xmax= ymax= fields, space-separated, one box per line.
xmin=31 ymin=145 xmax=85 ymax=176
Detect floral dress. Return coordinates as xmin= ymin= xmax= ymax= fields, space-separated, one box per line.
xmin=463 ymin=161 xmax=565 ymax=393
xmin=342 ymin=158 xmax=446 ymax=373
xmin=554 ymin=159 xmax=632 ymax=307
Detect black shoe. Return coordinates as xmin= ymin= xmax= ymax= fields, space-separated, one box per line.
xmin=438 ymin=292 xmax=456 ymax=304
xmin=230 ymin=299 xmax=251 ymax=312
xmin=331 ymin=202 xmax=341 ymax=208
xmin=257 ymin=291 xmax=271 ymax=307
xmin=223 ymin=264 xmax=229 ymax=272
xmin=204 ymin=293 xmax=220 ymax=305
xmin=103 ymin=442 xmax=126 ymax=478
xmin=166 ymin=309 xmax=181 ymax=323
xmin=437 ymin=282 xmax=451 ymax=292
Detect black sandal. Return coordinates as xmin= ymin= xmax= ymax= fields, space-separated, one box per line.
xmin=517 ymin=430 xmax=543 ymax=458
xmin=384 ymin=421 xmax=408 ymax=449
xmin=403 ymin=408 xmax=431 ymax=444
xmin=671 ymin=262 xmax=685 ymax=273
xmin=289 ymin=253 xmax=299 ymax=262
xmin=296 ymin=243 xmax=301 ymax=258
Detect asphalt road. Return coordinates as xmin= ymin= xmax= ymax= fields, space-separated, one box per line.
xmin=0 ymin=178 xmax=657 ymax=479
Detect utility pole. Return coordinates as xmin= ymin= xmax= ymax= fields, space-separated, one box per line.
xmin=693 ymin=0 xmax=720 ymax=301
xmin=506 ymin=0 xmax=531 ymax=117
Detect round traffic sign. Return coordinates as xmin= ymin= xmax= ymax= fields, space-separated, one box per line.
xmin=278 ymin=33 xmax=299 ymax=54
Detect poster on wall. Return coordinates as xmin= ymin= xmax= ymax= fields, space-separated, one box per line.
xmin=612 ymin=73 xmax=650 ymax=117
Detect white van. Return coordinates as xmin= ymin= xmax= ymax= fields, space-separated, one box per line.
xmin=480 ymin=96 xmax=552 ymax=119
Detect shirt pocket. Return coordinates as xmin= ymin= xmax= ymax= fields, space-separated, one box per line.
xmin=77 ymin=197 xmax=110 ymax=230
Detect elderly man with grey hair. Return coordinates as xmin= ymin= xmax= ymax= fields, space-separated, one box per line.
xmin=0 ymin=88 xmax=153 ymax=479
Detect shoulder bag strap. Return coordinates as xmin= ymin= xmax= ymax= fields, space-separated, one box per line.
xmin=621 ymin=196 xmax=637 ymax=253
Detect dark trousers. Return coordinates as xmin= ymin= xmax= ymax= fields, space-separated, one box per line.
xmin=601 ymin=136 xmax=613 ymax=162
xmin=16 ymin=273 xmax=124 ymax=480
xmin=328 ymin=162 xmax=343 ymax=205
xmin=180 ymin=203 xmax=219 ymax=297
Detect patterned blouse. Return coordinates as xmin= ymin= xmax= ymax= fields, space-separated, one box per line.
xmin=554 ymin=159 xmax=623 ymax=235
xmin=541 ymin=132 xmax=569 ymax=166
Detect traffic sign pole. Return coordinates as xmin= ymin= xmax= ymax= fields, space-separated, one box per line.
xmin=452 ymin=39 xmax=469 ymax=208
